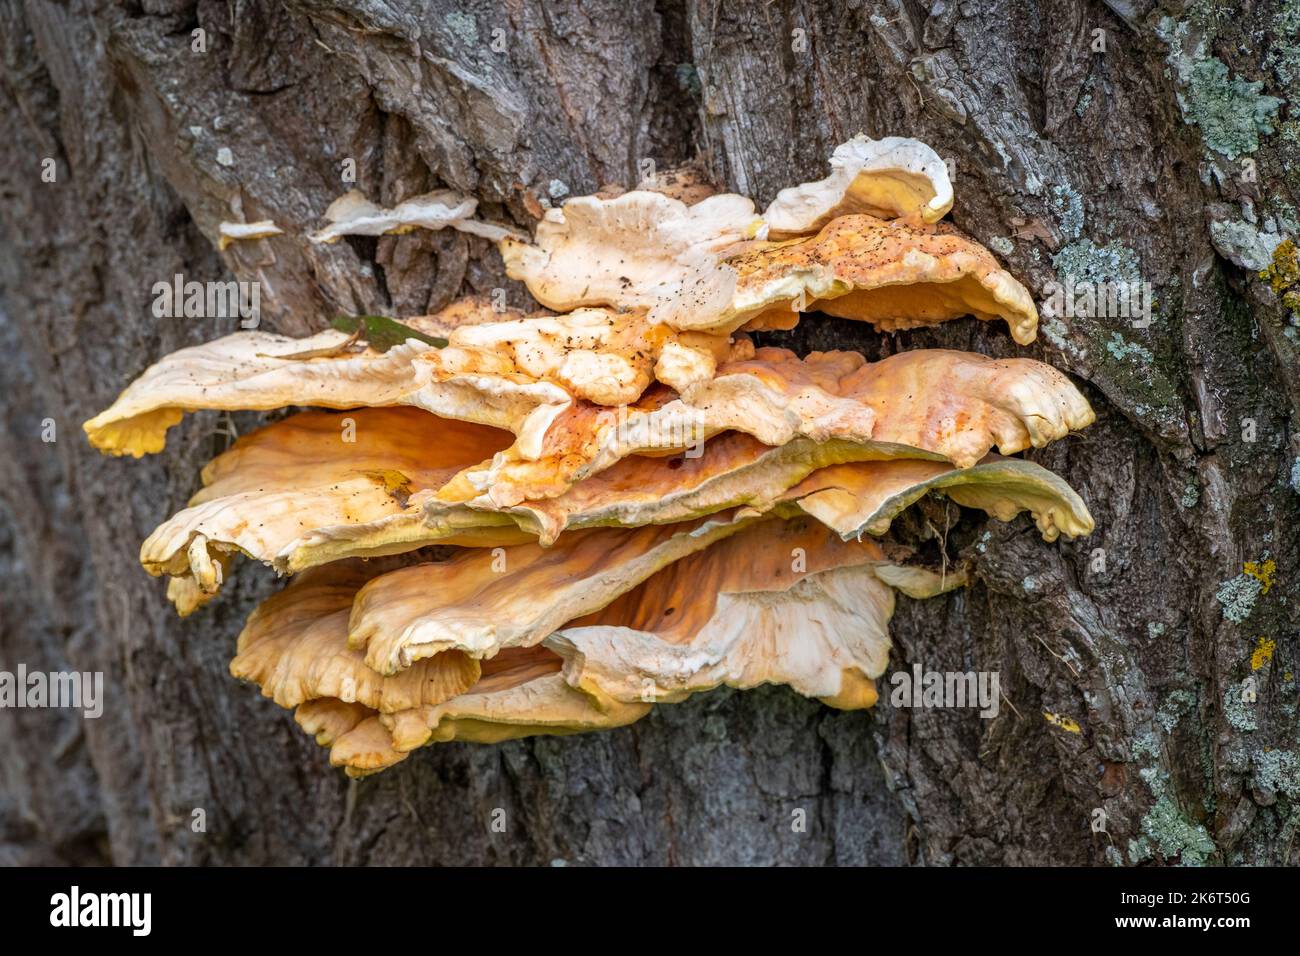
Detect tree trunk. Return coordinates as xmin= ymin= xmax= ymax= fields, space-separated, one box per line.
xmin=2 ymin=0 xmax=1297 ymax=866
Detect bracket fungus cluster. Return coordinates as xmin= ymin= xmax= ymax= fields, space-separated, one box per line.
xmin=86 ymin=134 xmax=1095 ymax=776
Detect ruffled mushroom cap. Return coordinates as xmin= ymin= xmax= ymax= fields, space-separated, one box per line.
xmin=423 ymin=431 xmax=883 ymax=546
xmin=459 ymin=346 xmax=1092 ymax=504
xmin=309 ymin=189 xmax=520 ymax=244
xmin=84 ymin=331 xmax=419 ymax=457
xmin=290 ymin=647 xmax=645 ymax=776
xmin=503 ymin=137 xmax=954 ymax=317
xmin=837 ymin=348 xmax=1095 ymax=467
xmin=321 ymin=714 xmax=412 ymax=776
xmin=236 ymin=561 xmax=654 ymax=774
xmin=140 ymin=407 xmax=521 ymax=606
xmin=763 ymin=134 xmax=954 ymax=236
xmin=128 ymin=341 xmax=1091 ymax=614
xmin=400 ymin=426 xmax=1089 ymax=562
xmin=82 ymin=330 xmax=573 ymax=460
xmin=230 ymin=561 xmax=480 ymax=712
xmin=326 ymin=515 xmax=960 ymax=774
xmin=348 ymin=512 xmax=758 ymax=674
xmin=82 ymin=304 xmax=749 ymax=465
xmin=499 ymin=190 xmax=766 ymax=314
xmin=454 ymin=348 xmax=876 ymax=506
xmin=218 ymin=220 xmax=283 ymax=250
xmin=654 ymin=215 xmax=1038 ymax=345
xmin=295 ymin=698 xmax=374 ymax=747
xmin=135 ymin=343 xmax=1090 ymax=609
xmin=434 ymin=307 xmax=747 ymax=405
xmin=785 ymin=455 xmax=1094 ymax=542
xmin=382 ymin=647 xmax=649 ymax=747
xmin=548 ymin=517 xmax=897 ymax=710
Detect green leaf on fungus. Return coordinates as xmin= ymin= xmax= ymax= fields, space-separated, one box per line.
xmin=331 ymin=314 xmax=448 ymax=352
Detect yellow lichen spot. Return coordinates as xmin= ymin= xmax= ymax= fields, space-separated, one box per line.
xmin=1251 ymin=637 xmax=1277 ymax=671
xmin=1258 ymin=238 xmax=1300 ymax=294
xmin=1043 ymin=711 xmax=1082 ymax=733
xmin=1244 ymin=559 xmax=1276 ymax=595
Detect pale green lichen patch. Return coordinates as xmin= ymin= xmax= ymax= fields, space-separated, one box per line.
xmin=1290 ymin=457 xmax=1300 ymax=494
xmin=1039 ymin=315 xmax=1074 ymax=355
xmin=1183 ymin=59 xmax=1283 ymax=159
xmin=1052 ymin=239 xmax=1141 ymax=284
xmin=1105 ymin=332 xmax=1154 ymax=363
xmin=1251 ymin=749 xmax=1300 ymax=798
xmin=443 ymin=11 xmax=479 ymax=44
xmin=1159 ymin=17 xmax=1283 ymax=160
xmin=1209 ymin=218 xmax=1287 ymax=271
xmin=1157 ymin=688 xmax=1197 ymax=732
xmin=1139 ymin=795 xmax=1217 ymax=865
xmin=1126 ymin=710 xmax=1218 ymax=865
xmin=1215 ymin=573 xmax=1263 ymax=623
xmin=1181 ymin=477 xmax=1201 ymax=509
xmin=1133 ymin=759 xmax=1217 ymax=865
xmin=1183 ymin=0 xmax=1233 ymax=34
xmin=1132 ymin=731 xmax=1162 ymax=761
xmin=1050 ymin=184 xmax=1084 ymax=240
xmin=1266 ymin=0 xmax=1300 ymax=90
xmin=1273 ymin=197 xmax=1300 ymax=236
xmin=1127 ymin=835 xmax=1153 ymax=863
xmin=1075 ymin=74 xmax=1096 ymax=119
xmin=1048 ymin=239 xmax=1183 ymax=427
xmin=1223 ymin=685 xmax=1258 ymax=731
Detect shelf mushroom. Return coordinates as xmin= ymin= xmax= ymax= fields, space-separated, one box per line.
xmin=84 ymin=133 xmax=1098 ymax=777
xmin=762 ymin=134 xmax=954 ymax=235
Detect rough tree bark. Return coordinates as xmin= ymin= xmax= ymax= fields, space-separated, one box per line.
xmin=1 ymin=0 xmax=1298 ymax=866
